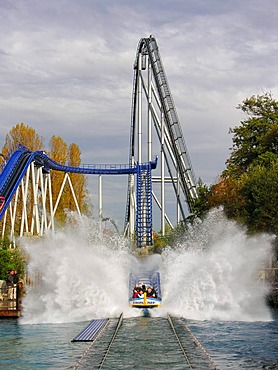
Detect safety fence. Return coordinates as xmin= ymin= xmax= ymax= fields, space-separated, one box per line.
xmin=0 ymin=281 xmax=23 ymax=316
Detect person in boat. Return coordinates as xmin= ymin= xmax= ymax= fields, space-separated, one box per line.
xmin=139 ymin=282 xmax=146 ymax=292
xmin=133 ymin=281 xmax=147 ymax=298
xmin=132 ymin=283 xmax=141 ymax=298
xmin=146 ymin=286 xmax=157 ymax=298
xmin=137 ymin=289 xmax=144 ymax=298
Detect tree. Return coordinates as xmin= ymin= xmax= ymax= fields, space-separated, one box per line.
xmin=0 ymin=240 xmax=26 ymax=281
xmin=240 ymin=160 xmax=278 ymax=235
xmin=1 ymin=124 xmax=45 ymax=232
xmin=209 ymin=93 xmax=278 ymax=253
xmin=1 ymin=124 xmax=90 ymax=232
xmin=225 ymin=92 xmax=278 ymax=176
xmin=68 ymin=143 xmax=88 ymax=214
xmin=48 ymin=136 xmax=69 ymax=223
xmin=48 ymin=136 xmax=89 ymax=223
xmin=1 ymin=123 xmax=44 ymax=158
xmin=209 ymin=176 xmax=248 ymax=222
xmin=191 ymin=180 xmax=211 ymax=219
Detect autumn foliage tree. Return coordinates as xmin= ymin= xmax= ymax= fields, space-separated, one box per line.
xmin=1 ymin=123 xmax=44 ymax=159
xmin=1 ymin=123 xmax=89 ymax=227
xmin=0 ymin=124 xmax=45 ymax=231
xmin=68 ymin=143 xmax=88 ymax=215
xmin=48 ymin=135 xmax=69 ymax=223
xmin=48 ymin=136 xmax=89 ymax=223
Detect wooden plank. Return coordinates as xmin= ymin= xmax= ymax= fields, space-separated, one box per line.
xmin=0 ymin=310 xmax=21 ymax=317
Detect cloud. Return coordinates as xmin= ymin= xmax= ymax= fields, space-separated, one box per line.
xmin=0 ymin=0 xmax=277 ymax=226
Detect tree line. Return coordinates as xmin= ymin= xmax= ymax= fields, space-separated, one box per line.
xmin=191 ymin=92 xmax=278 ymax=259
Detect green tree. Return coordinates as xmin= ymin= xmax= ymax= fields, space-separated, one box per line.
xmin=225 ymin=92 xmax=278 ymax=176
xmin=240 ymin=160 xmax=278 ymax=235
xmin=0 ymin=241 xmax=26 ymax=281
xmin=191 ymin=180 xmax=211 ymax=219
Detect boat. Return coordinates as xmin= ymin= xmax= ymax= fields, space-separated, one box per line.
xmin=129 ymin=270 xmax=162 ymax=308
xmin=130 ymin=293 xmax=161 ymax=308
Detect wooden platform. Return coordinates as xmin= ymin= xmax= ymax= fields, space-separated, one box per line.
xmin=0 ymin=309 xmax=21 ymax=317
xmin=0 ymin=282 xmax=23 ymax=318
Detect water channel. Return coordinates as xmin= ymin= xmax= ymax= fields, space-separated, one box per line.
xmin=0 ymin=211 xmax=277 ymax=369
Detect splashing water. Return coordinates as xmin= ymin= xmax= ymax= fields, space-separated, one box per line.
xmin=20 ymin=210 xmax=273 ymax=324
xmin=20 ymin=214 xmax=138 ymax=324
xmin=158 ymin=209 xmax=273 ymax=321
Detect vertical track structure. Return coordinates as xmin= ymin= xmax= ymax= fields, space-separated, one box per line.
xmin=125 ymin=35 xmax=198 ymax=238
xmin=136 ymin=161 xmax=153 ymax=247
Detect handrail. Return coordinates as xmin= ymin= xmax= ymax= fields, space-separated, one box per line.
xmin=0 ymin=147 xmax=158 ymax=220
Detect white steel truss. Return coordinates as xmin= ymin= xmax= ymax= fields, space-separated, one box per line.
xmin=126 ymin=36 xmax=198 ymax=236
xmin=1 ymin=162 xmax=82 ymax=246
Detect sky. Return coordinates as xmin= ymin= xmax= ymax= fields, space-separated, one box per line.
xmin=0 ymin=0 xmax=277 ymax=229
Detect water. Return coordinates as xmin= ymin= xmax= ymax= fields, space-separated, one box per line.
xmin=188 ymin=314 xmax=278 ymax=369
xmin=0 ymin=315 xmax=277 ymax=369
xmin=0 ymin=210 xmax=277 ymax=369
xmin=0 ymin=319 xmax=86 ymax=369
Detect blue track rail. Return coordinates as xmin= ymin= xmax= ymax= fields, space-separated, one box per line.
xmin=0 ymin=147 xmax=158 ymax=247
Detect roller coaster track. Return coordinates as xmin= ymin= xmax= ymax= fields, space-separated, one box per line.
xmin=72 ymin=315 xmax=219 ymax=369
xmin=1 ymin=35 xmax=198 ymax=244
xmin=0 ymin=146 xmax=139 ymax=218
xmin=125 ymin=35 xmax=198 ymax=236
xmin=0 ymin=146 xmax=157 ymax=247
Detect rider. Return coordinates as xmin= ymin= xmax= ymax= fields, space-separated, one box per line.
xmin=132 ymin=283 xmax=140 ymax=298
xmin=146 ymin=286 xmax=157 ymax=298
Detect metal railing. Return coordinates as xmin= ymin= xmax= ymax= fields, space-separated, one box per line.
xmin=0 ymin=282 xmax=23 ymax=313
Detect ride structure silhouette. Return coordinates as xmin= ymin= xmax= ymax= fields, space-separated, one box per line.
xmin=0 ymin=35 xmax=198 ymax=248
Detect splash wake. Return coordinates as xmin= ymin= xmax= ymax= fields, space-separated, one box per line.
xmin=20 ymin=210 xmax=273 ymax=324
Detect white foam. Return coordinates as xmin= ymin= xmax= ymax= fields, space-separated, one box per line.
xmin=20 ymin=213 xmax=138 ymax=324
xmin=20 ymin=209 xmax=273 ymax=324
xmin=158 ymin=209 xmax=273 ymax=321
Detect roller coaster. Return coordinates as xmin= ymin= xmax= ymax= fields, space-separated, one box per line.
xmin=0 ymin=35 xmax=198 ymax=248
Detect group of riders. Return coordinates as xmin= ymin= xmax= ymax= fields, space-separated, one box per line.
xmin=132 ymin=282 xmax=158 ymax=299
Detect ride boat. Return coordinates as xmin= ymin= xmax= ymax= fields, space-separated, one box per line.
xmin=129 ymin=270 xmax=162 ymax=309
xmin=130 ymin=293 xmax=161 ymax=308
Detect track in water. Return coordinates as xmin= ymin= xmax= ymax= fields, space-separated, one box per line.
xmin=73 ymin=315 xmax=219 ymax=369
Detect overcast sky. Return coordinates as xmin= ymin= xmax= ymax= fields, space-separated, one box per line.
xmin=0 ymin=0 xmax=277 ymax=228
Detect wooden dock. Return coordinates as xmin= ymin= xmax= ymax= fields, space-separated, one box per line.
xmin=0 ymin=282 xmax=23 ymax=318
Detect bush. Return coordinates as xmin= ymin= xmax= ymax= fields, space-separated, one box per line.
xmin=0 ymin=240 xmax=26 ymax=281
